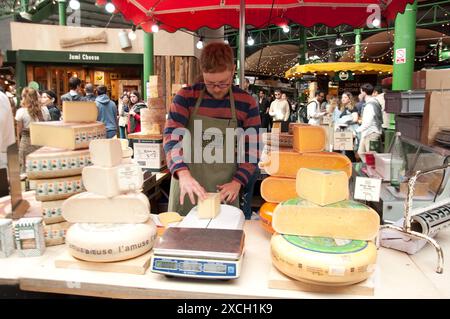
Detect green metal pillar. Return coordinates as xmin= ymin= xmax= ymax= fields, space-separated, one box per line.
xmin=143 ymin=31 xmax=154 ymax=100
xmin=58 ymin=0 xmax=66 ymax=26
xmin=354 ymin=29 xmax=362 ymax=63
xmin=20 ymin=0 xmax=29 ymax=12
xmin=298 ymin=26 xmax=307 ymax=65
xmin=392 ymin=1 xmax=417 ymax=91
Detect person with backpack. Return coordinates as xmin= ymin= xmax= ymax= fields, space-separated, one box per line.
xmin=61 ymin=77 xmax=84 ymax=102
xmin=356 ymin=83 xmax=383 ymax=158
xmin=306 ymin=90 xmax=326 ymax=125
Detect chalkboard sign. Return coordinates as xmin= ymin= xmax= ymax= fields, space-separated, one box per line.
xmin=338 ymin=75 xmax=378 ymax=97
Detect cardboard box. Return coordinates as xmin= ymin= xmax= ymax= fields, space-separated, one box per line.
xmin=133 ymin=139 xmax=167 ymax=172
xmin=421 ymin=91 xmax=450 ymax=145
xmin=413 ymin=69 xmax=450 ymax=90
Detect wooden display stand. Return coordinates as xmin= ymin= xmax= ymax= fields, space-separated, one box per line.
xmin=54 ymin=250 xmax=152 ymax=275
xmin=268 ymin=264 xmax=376 ymax=296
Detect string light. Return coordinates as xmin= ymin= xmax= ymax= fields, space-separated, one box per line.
xmin=128 ymin=25 xmax=137 ymax=41
xmin=105 ymin=0 xmax=115 ymax=13
xmin=69 ymin=0 xmax=80 ymax=10
xmin=196 ymin=36 xmax=204 ymax=49
xmin=151 ymin=22 xmax=160 ymax=33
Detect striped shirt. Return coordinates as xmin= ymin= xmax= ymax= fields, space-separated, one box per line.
xmin=163 ymin=83 xmax=261 ymax=186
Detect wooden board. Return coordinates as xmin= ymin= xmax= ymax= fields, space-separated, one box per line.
xmin=54 ymin=250 xmax=152 ymax=275
xmin=268 ymin=264 xmax=375 ymax=296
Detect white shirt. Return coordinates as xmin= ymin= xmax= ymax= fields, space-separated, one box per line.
xmin=307 ymin=98 xmax=326 ymax=126
xmin=15 ymin=106 xmax=51 ymax=129
xmin=269 ymin=99 xmax=290 ymax=121
xmin=356 ymin=97 xmax=382 ymax=138
xmin=0 ymin=91 xmax=15 ymax=169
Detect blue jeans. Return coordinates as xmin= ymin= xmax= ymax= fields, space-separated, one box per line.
xmin=106 ymin=130 xmax=117 ymax=139
xmin=119 ymin=126 xmax=127 ymax=139
xmin=240 ymin=167 xmax=260 ymax=220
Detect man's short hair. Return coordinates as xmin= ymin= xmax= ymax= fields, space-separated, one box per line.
xmin=85 ymin=83 xmax=94 ymax=94
xmin=259 ymin=90 xmax=265 ymax=95
xmin=361 ymin=83 xmax=375 ymax=95
xmin=68 ymin=77 xmax=81 ymax=90
xmin=374 ymin=85 xmax=383 ymax=94
xmin=274 ymin=89 xmax=282 ymax=94
xmin=200 ymin=42 xmax=234 ymax=73
xmin=96 ymin=85 xmax=107 ymax=96
xmin=315 ymin=90 xmax=324 ymax=97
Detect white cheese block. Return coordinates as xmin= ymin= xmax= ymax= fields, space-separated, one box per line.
xmin=66 ymin=222 xmax=157 ymax=262
xmin=62 ymin=101 xmax=98 ymax=123
xmin=89 ymin=139 xmax=123 ymax=167
xmin=34 ymin=175 xmax=84 ymax=202
xmin=62 ymin=192 xmax=150 ymax=223
xmin=26 ymin=147 xmax=91 ymax=179
xmin=41 ymin=200 xmax=66 ymax=224
xmin=0 ymin=219 xmax=15 ymax=258
xmin=30 ymin=121 xmax=106 ymax=150
xmin=272 ymin=198 xmax=380 ymax=241
xmin=197 ymin=193 xmax=221 ymax=219
xmin=43 ymin=221 xmax=71 ymax=246
xmin=271 ymin=233 xmax=377 ymax=286
xmin=82 ymin=163 xmax=143 ymax=197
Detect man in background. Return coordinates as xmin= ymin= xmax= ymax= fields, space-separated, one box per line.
xmin=95 ymin=85 xmax=117 ymax=138
xmin=61 ymin=76 xmax=84 ymax=102
xmin=84 ymin=83 xmax=96 ymax=101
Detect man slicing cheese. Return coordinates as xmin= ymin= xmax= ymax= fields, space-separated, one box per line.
xmin=163 ymin=43 xmax=261 ymax=215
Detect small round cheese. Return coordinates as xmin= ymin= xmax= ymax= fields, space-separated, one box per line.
xmin=66 ymin=222 xmax=157 ymax=262
xmin=271 ymin=233 xmax=377 ymax=286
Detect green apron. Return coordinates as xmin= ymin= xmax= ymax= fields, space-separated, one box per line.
xmin=168 ymin=88 xmax=239 ymax=215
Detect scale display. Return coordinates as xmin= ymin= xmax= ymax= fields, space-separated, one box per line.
xmin=151 ymin=256 xmax=240 ymax=279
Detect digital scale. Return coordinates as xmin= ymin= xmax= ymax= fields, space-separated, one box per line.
xmin=150 ymin=205 xmax=245 ymax=279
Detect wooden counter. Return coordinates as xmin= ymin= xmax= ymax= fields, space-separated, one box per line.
xmin=0 ymin=222 xmax=445 ymax=298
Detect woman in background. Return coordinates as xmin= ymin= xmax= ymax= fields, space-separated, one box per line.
xmin=118 ymin=92 xmax=130 ymax=139
xmin=41 ymin=90 xmax=61 ymax=121
xmin=15 ymin=87 xmax=50 ymax=175
xmin=127 ymin=90 xmax=147 ymax=134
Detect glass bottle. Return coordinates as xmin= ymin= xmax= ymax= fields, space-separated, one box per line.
xmin=390 ymin=132 xmax=406 ymax=187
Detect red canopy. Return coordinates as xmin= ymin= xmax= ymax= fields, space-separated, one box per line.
xmin=96 ymin=0 xmax=416 ymax=33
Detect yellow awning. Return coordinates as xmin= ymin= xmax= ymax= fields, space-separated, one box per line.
xmin=285 ymin=62 xmax=393 ymax=79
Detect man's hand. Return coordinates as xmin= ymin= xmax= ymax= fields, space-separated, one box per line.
xmin=217 ymin=180 xmax=241 ymax=204
xmin=177 ymin=170 xmax=207 ymax=206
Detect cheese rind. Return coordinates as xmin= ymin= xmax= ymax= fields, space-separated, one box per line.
xmin=41 ymin=200 xmax=66 ymax=224
xmin=43 ymin=221 xmax=71 ymax=246
xmin=62 ymin=101 xmax=98 ymax=123
xmin=259 ymin=150 xmax=352 ymax=178
xmin=62 ymin=192 xmax=150 ymax=223
xmin=293 ymin=125 xmax=326 ymax=152
xmin=296 ymin=168 xmax=349 ymax=206
xmin=30 ymin=121 xmax=106 ymax=150
xmin=261 ymin=177 xmax=297 ymax=203
xmin=197 ymin=193 xmax=221 ymax=219
xmin=34 ymin=175 xmax=84 ymax=201
xmin=89 ymin=139 xmax=123 ymax=167
xmin=271 ymin=233 xmax=377 ymax=286
xmin=272 ymin=198 xmax=380 ymax=240
xmin=66 ymin=222 xmax=157 ymax=262
xmin=259 ymin=202 xmax=277 ymax=234
xmin=82 ymin=163 xmax=143 ymax=197
xmin=26 ymin=147 xmax=91 ymax=179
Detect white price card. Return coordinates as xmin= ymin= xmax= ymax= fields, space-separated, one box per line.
xmin=354 ymin=177 xmax=382 ymax=202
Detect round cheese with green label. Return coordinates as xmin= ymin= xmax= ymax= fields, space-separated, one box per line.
xmin=271 ymin=233 xmax=377 ymax=286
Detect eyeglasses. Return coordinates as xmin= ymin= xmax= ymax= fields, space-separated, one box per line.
xmin=203 ymin=82 xmax=231 ymax=89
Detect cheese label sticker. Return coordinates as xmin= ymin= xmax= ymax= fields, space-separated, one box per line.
xmin=19 ymin=229 xmax=36 ymax=240
xmin=117 ymin=166 xmax=141 ymax=191
xmin=282 ymin=235 xmax=368 ymax=254
xmin=354 ymin=176 xmax=382 ymax=202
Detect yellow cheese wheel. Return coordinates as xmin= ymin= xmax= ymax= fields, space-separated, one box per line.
xmin=259 ymin=151 xmax=352 ymax=178
xmin=271 ymin=233 xmax=377 ymax=286
xmin=293 ymin=125 xmax=326 ymax=152
xmin=259 ymin=202 xmax=277 ymax=234
xmin=261 ymin=177 xmax=297 ymax=203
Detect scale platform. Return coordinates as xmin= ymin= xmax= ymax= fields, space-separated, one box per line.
xmin=151 ymin=227 xmax=245 ymax=279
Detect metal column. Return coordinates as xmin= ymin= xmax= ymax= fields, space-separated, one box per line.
xmin=298 ymin=26 xmax=307 ymax=65
xmin=354 ymin=29 xmax=362 ymax=63
xmin=143 ymin=31 xmax=154 ymax=100
xmin=58 ymin=0 xmax=66 ymax=26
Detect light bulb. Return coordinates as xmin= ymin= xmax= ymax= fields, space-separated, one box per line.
xmin=282 ymin=25 xmax=290 ymax=33
xmin=69 ymin=0 xmax=80 ymax=10
xmin=224 ymin=38 xmax=229 ymax=45
xmin=372 ymin=18 xmax=380 ymax=27
xmin=335 ymin=37 xmax=343 ymax=46
xmin=196 ymin=39 xmax=204 ymax=49
xmin=151 ymin=23 xmax=159 ymax=33
xmin=128 ymin=31 xmax=136 ymax=41
xmin=247 ymin=36 xmax=254 ymax=46
xmin=105 ymin=1 xmax=115 ymax=13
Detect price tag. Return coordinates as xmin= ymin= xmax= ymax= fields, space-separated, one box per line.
xmin=354 ymin=177 xmax=382 ymax=202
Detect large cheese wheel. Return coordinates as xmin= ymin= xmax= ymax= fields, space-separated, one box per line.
xmin=293 ymin=125 xmax=326 ymax=152
xmin=260 ymin=177 xmax=297 ymax=203
xmin=62 ymin=192 xmax=150 ymax=224
xmin=259 ymin=202 xmax=277 ymax=234
xmin=66 ymin=222 xmax=157 ymax=262
xmin=35 ymin=175 xmax=84 ymax=201
xmin=259 ymin=150 xmax=352 ymax=178
xmin=296 ymin=168 xmax=349 ymax=206
xmin=271 ymin=233 xmax=377 ymax=286
xmin=272 ymin=198 xmax=380 ymax=241
xmin=44 ymin=221 xmax=71 ymax=246
xmin=42 ymin=200 xmax=66 ymax=224
xmin=26 ymin=147 xmax=91 ymax=179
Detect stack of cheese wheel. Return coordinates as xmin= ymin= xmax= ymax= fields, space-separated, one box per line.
xmin=258 ymin=124 xmax=352 ymax=232
xmin=28 ymin=101 xmax=108 ymax=247
xmin=62 ymin=139 xmax=157 ymax=262
xmin=271 ymin=167 xmax=380 ymax=286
